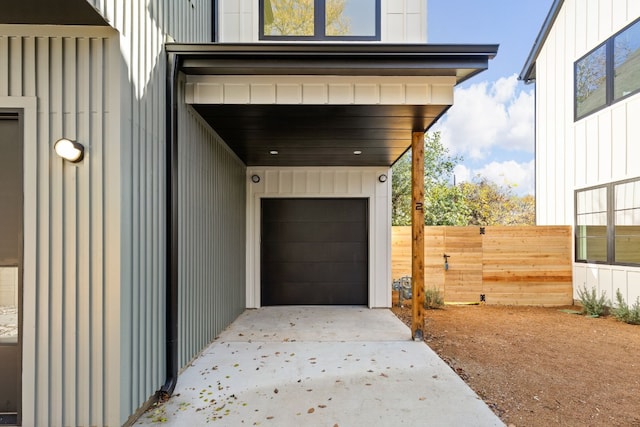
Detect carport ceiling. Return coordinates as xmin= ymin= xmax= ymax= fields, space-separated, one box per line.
xmin=192 ymin=104 xmax=449 ymax=166
xmin=170 ymin=43 xmax=499 ymax=167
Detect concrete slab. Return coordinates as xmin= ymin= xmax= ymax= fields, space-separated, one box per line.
xmin=136 ymin=307 xmax=503 ymax=426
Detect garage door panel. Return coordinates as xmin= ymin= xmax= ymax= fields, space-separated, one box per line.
xmin=262 ymin=242 xmax=368 ymax=263
xmin=263 ymin=199 xmax=366 ymax=223
xmin=262 ymin=222 xmax=367 ymax=244
xmin=261 ymin=198 xmax=368 ymax=306
xmin=263 ymin=261 xmax=367 ymax=283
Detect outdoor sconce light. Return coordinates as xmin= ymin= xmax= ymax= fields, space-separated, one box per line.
xmin=378 ymin=174 xmax=388 ymax=183
xmin=251 ymin=174 xmax=261 ymax=183
xmin=54 ymin=138 xmax=84 ymax=163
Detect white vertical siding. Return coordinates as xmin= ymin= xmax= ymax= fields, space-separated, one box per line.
xmin=176 ymin=78 xmax=246 ymax=369
xmin=218 ymin=0 xmax=427 ymax=43
xmin=87 ymin=0 xmax=212 ymax=44
xmin=534 ymin=0 xmax=640 ymax=304
xmin=0 ymin=26 xmax=121 ymax=427
xmin=245 ymin=167 xmax=392 ymax=309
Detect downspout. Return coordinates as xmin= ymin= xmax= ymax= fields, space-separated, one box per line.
xmin=160 ymin=50 xmax=180 ymax=398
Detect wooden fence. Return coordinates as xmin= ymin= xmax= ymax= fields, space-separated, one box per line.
xmin=392 ymin=226 xmax=573 ymax=306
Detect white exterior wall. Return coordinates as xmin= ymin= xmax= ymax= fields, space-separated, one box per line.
xmin=534 ymin=0 xmax=640 ymax=304
xmin=245 ymin=167 xmax=392 ymax=308
xmin=218 ymin=0 xmax=427 ymax=43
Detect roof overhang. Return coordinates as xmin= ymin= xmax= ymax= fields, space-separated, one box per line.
xmin=519 ymin=0 xmax=564 ymax=83
xmin=0 ymin=0 xmax=108 ymax=26
xmin=168 ymin=43 xmax=498 ymax=167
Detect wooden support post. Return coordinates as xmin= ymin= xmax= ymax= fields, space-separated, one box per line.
xmin=411 ymin=131 xmax=425 ymax=340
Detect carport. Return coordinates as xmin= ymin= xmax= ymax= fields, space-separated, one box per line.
xmin=166 ymin=42 xmax=497 ymax=311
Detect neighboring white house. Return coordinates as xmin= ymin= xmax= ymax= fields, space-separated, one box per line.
xmin=0 ymin=1 xmax=496 ymax=425
xmin=520 ymin=0 xmax=640 ymax=306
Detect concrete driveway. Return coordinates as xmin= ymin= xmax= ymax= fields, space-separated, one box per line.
xmin=136 ymin=306 xmax=503 ymax=426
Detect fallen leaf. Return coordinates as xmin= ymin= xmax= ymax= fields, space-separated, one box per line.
xmin=307 ymin=408 xmax=315 ymax=414
xmin=274 ymin=388 xmax=279 ymax=394
xmin=318 ymin=404 xmax=327 ymax=408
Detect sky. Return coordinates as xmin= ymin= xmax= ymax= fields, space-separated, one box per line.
xmin=427 ymin=0 xmax=555 ymax=195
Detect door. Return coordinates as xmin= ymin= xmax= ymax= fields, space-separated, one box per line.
xmin=261 ymin=198 xmax=368 ymax=305
xmin=0 ymin=112 xmax=22 ymax=424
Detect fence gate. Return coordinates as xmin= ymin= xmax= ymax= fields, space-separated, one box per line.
xmin=392 ymin=226 xmax=573 ymax=306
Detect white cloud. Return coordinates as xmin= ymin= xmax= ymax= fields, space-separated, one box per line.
xmin=433 ymin=74 xmax=534 ymax=160
xmin=454 ymin=160 xmax=535 ymax=196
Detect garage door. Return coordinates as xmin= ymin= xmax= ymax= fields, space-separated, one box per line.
xmin=261 ymin=198 xmax=368 ymax=306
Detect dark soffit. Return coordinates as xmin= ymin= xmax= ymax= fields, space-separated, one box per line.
xmin=170 ymin=43 xmax=499 ymax=167
xmin=0 ymin=0 xmax=108 ymax=25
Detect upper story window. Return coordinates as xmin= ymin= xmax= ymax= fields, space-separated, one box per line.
xmin=260 ymin=0 xmax=380 ymax=41
xmin=575 ymin=178 xmax=640 ymax=266
xmin=575 ymin=18 xmax=640 ymax=120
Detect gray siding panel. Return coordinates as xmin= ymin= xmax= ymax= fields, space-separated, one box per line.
xmin=4 ymin=0 xmax=215 ymax=424
xmin=0 ymin=27 xmax=120 ymax=426
xmin=177 ymin=78 xmax=246 ymax=369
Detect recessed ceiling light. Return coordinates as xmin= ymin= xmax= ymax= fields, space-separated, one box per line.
xmin=270 ymin=150 xmax=279 ymax=155
xmin=353 ymin=150 xmax=362 ymax=155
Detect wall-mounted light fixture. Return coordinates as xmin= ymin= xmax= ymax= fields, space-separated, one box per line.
xmin=54 ymin=138 xmax=84 ymax=163
xmin=251 ymin=174 xmax=261 ymax=183
xmin=378 ymin=174 xmax=388 ymax=183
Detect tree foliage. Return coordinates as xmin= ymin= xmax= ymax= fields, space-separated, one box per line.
xmin=391 ymin=132 xmax=535 ymax=226
xmin=459 ymin=177 xmax=535 ymax=226
xmin=391 ymin=132 xmax=463 ymax=225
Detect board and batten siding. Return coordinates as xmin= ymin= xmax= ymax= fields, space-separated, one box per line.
xmin=80 ymin=1 xmax=213 ymax=423
xmin=0 ymin=25 xmax=123 ymax=426
xmin=177 ymin=77 xmax=246 ymax=370
xmin=1 ymin=1 xmax=214 ymax=424
xmin=533 ymin=0 xmax=640 ymax=304
xmin=218 ymin=0 xmax=426 ymax=43
xmin=246 ymin=167 xmax=392 ymax=308
xmin=86 ymin=0 xmax=212 ymax=45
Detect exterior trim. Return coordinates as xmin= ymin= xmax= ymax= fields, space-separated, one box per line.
xmin=167 ymin=43 xmax=499 ymax=83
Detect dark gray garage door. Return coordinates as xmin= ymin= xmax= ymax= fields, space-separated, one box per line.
xmin=261 ymin=198 xmax=368 ymax=306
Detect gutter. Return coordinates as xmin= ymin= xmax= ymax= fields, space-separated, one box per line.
xmin=160 ymin=50 xmax=180 ymax=398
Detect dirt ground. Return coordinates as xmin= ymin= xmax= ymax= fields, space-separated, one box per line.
xmin=391 ymin=304 xmax=640 ymax=427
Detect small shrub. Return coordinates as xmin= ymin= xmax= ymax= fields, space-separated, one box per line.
xmin=424 ymin=287 xmax=444 ymax=309
xmin=576 ymin=285 xmax=608 ymax=317
xmin=612 ymin=289 xmax=640 ymax=325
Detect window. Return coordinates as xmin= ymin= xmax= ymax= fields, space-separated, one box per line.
xmin=575 ymin=44 xmax=607 ymax=118
xmin=260 ymin=0 xmax=380 ymax=41
xmin=575 ymin=18 xmax=640 ymax=120
xmin=575 ymin=178 xmax=640 ymax=266
xmin=614 ymin=181 xmax=640 ymax=264
xmin=614 ymin=20 xmax=640 ymax=100
xmin=576 ymin=186 xmax=608 ymax=262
